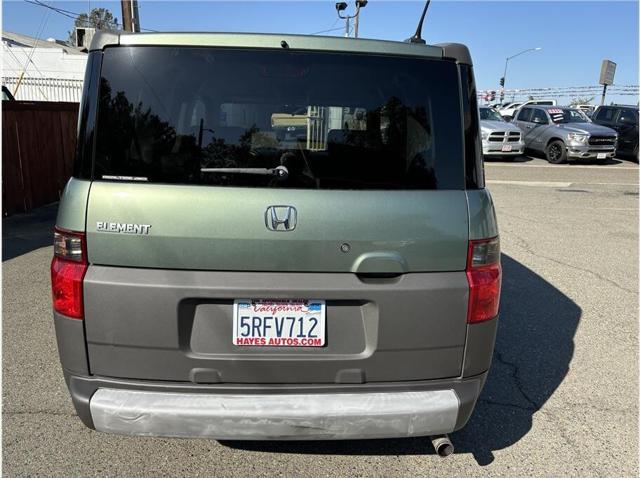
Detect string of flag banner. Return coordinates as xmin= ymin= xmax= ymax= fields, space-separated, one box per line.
xmin=479 ymin=84 xmax=639 ymax=102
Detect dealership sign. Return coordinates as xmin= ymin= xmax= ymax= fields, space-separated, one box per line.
xmin=599 ymin=60 xmax=617 ymax=86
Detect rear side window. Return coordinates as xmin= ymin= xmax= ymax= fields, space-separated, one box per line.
xmin=93 ymin=47 xmax=464 ymax=190
xmin=531 ymin=109 xmax=548 ymax=124
xmin=595 ymin=107 xmax=615 ymax=121
xmin=517 ymin=108 xmax=533 ymax=122
xmin=74 ymin=51 xmax=101 ymax=179
xmin=617 ymin=108 xmax=638 ymax=126
xmin=460 ymin=65 xmax=483 ymax=189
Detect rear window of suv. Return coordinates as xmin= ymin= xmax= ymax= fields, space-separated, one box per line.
xmin=92 ymin=46 xmax=465 ymax=190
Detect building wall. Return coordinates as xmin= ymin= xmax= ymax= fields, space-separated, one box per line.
xmin=3 ymin=76 xmax=84 ymax=102
xmin=3 ymin=45 xmax=87 ymax=101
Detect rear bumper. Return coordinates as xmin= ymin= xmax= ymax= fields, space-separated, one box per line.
xmin=91 ymin=388 xmax=458 ymax=440
xmin=64 ymin=371 xmax=488 ymax=440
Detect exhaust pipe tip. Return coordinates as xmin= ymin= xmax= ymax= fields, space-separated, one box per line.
xmin=430 ymin=434 xmax=454 ymax=457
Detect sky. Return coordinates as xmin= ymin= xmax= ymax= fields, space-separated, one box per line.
xmin=2 ymin=1 xmax=639 ymax=104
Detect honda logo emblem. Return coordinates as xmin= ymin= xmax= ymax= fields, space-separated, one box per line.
xmin=265 ymin=206 xmax=297 ymax=231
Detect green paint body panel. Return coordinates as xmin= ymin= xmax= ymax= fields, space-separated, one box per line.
xmin=97 ymin=32 xmax=444 ymax=60
xmin=466 ymin=189 xmax=499 ymax=240
xmin=86 ymin=182 xmax=469 ymax=273
xmin=55 ymin=178 xmax=91 ymax=232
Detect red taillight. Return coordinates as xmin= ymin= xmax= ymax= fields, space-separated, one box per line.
xmin=466 ymin=237 xmax=501 ymax=324
xmin=51 ymin=227 xmax=87 ymax=319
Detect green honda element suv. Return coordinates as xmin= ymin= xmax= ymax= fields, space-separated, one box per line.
xmin=51 ymin=31 xmax=500 ymax=455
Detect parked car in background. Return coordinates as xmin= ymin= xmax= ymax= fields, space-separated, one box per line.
xmin=591 ymin=105 xmax=638 ymax=160
xmin=512 ymin=106 xmax=618 ymax=164
xmin=51 ymin=31 xmax=501 ymax=452
xmin=500 ymin=99 xmax=557 ymax=121
xmin=574 ymin=104 xmax=596 ymax=116
xmin=2 ymin=85 xmax=15 ymax=101
xmin=491 ymin=101 xmax=516 ymax=110
xmin=479 ymin=106 xmax=524 ymax=159
xmin=497 ymin=102 xmax=523 ymax=120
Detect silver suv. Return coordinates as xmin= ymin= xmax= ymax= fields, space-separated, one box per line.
xmin=512 ymin=105 xmax=618 ymax=164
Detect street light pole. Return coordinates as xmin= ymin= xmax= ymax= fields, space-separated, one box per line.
xmin=500 ymin=47 xmax=542 ymax=104
xmin=336 ymin=1 xmax=367 ymax=38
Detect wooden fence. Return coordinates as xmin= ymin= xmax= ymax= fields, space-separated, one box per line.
xmin=2 ymin=101 xmax=79 ymax=215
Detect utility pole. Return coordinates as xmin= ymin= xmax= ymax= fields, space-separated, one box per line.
xmin=121 ymin=0 xmax=133 ymax=31
xmin=121 ymin=0 xmax=140 ymax=32
xmin=132 ymin=0 xmax=140 ymax=33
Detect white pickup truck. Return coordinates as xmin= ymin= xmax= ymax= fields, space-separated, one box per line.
xmin=500 ymin=99 xmax=556 ymax=121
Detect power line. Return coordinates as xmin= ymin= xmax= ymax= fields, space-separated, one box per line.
xmin=478 ymin=85 xmax=639 ymax=103
xmin=12 ymin=4 xmax=51 ymax=98
xmin=11 ymin=42 xmax=50 ymax=80
xmin=23 ymin=0 xmax=158 ymax=33
xmin=309 ymin=26 xmax=345 ymax=36
xmin=479 ymin=85 xmax=638 ymax=95
xmin=309 ymin=17 xmax=341 ymax=36
xmin=24 ymin=0 xmax=76 ymax=20
xmin=28 ymin=3 xmax=50 ymax=52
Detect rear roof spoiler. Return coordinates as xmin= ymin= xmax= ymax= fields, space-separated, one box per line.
xmin=90 ymin=31 xmax=471 ymax=62
xmin=89 ymin=31 xmax=119 ymax=51
xmin=434 ymin=43 xmax=473 ymax=66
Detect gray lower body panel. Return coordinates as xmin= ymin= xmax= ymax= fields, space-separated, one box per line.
xmin=82 ymin=267 xmax=470 ymax=384
xmin=90 ymin=388 xmax=459 ymax=440
xmin=54 ymin=312 xmax=89 ymax=375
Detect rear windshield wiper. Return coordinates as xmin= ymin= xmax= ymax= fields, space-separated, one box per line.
xmin=200 ymin=165 xmax=289 ymax=179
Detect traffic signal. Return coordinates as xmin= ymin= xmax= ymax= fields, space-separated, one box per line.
xmin=499 ymin=77 xmax=505 ymax=87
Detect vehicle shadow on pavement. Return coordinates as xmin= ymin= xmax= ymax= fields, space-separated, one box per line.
xmin=518 ymin=151 xmax=628 ymax=166
xmin=570 ymin=158 xmax=623 ymax=166
xmin=484 ymin=155 xmax=534 ymax=164
xmin=2 ymin=203 xmax=57 ymax=261
xmin=451 ymin=254 xmax=580 ymax=464
xmin=222 ymin=254 xmax=581 ymax=466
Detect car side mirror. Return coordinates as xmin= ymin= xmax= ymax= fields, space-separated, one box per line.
xmin=532 ymin=117 xmax=545 ymax=124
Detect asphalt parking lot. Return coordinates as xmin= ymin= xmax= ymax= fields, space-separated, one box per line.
xmin=3 ymin=156 xmax=638 ymax=477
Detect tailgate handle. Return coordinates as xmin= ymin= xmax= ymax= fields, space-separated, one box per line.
xmin=356 ymin=272 xmax=403 ymax=284
xmin=351 ymin=251 xmax=409 ymax=275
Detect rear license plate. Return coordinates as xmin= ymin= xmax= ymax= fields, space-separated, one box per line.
xmin=597 ymin=153 xmax=606 ymax=159
xmin=501 ymin=145 xmax=513 ymax=152
xmin=232 ymin=299 xmax=326 ymax=347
